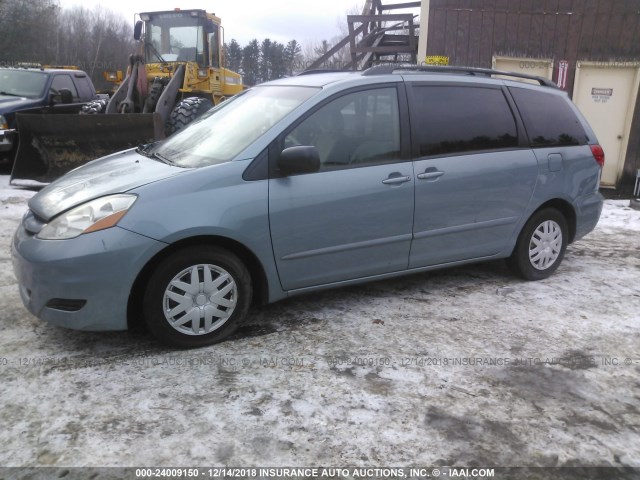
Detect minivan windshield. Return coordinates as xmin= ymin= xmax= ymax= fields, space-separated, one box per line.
xmin=0 ymin=70 xmax=48 ymax=98
xmin=153 ymin=85 xmax=320 ymax=168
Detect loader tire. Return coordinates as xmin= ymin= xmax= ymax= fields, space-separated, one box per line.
xmin=80 ymin=99 xmax=108 ymax=114
xmin=167 ymin=97 xmax=214 ymax=135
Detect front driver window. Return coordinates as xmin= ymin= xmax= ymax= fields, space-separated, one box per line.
xmin=283 ymin=87 xmax=401 ymax=170
xmin=51 ymin=75 xmax=78 ymax=101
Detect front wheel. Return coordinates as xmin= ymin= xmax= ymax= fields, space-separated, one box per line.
xmin=143 ymin=246 xmax=252 ymax=348
xmin=508 ymin=208 xmax=568 ymax=281
xmin=166 ymin=97 xmax=214 ymax=135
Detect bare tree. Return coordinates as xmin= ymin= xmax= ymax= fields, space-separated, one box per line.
xmin=297 ymin=2 xmax=363 ymax=71
xmin=0 ymin=0 xmax=133 ymax=88
xmin=0 ymin=0 xmax=60 ymax=65
xmin=56 ymin=6 xmax=134 ymax=85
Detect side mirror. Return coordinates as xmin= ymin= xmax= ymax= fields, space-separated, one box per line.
xmin=50 ymin=88 xmax=73 ymax=105
xmin=278 ymin=146 xmax=320 ymax=175
xmin=59 ymin=88 xmax=73 ymax=104
xmin=134 ymin=21 xmax=143 ymax=41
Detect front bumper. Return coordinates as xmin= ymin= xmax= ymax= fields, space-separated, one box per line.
xmin=12 ymin=222 xmax=166 ymax=331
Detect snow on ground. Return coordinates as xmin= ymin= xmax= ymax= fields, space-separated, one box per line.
xmin=0 ymin=176 xmax=639 ymax=471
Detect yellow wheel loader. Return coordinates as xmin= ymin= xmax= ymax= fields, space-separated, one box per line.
xmin=10 ymin=9 xmax=243 ymax=185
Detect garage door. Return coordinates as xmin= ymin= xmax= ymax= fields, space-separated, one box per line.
xmin=573 ymin=63 xmax=640 ymax=187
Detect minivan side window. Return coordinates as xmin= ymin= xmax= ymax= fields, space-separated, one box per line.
xmin=509 ymin=87 xmax=589 ymax=147
xmin=283 ymin=87 xmax=401 ymax=170
xmin=411 ymin=86 xmax=518 ymax=157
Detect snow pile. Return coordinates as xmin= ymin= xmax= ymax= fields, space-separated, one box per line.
xmin=0 ymin=175 xmax=35 ymax=220
xmin=0 ymin=175 xmax=639 ymax=468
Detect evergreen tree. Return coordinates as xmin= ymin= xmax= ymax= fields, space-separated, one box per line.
xmin=259 ymin=38 xmax=273 ymax=83
xmin=284 ymin=40 xmax=302 ymax=75
xmin=270 ymin=42 xmax=287 ymax=80
xmin=241 ymin=39 xmax=260 ymax=86
xmin=225 ymin=39 xmax=243 ymax=73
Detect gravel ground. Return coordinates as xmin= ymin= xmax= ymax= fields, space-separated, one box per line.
xmin=0 ymin=176 xmax=638 ymax=472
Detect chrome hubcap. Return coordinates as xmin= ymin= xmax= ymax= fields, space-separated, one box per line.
xmin=529 ymin=220 xmax=563 ymax=271
xmin=163 ymin=264 xmax=237 ymax=336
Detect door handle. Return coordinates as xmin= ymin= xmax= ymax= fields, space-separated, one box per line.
xmin=417 ymin=171 xmax=445 ymax=180
xmin=382 ymin=175 xmax=411 ymax=185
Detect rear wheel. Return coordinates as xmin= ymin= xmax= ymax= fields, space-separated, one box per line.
xmin=508 ymin=208 xmax=568 ymax=280
xmin=143 ymin=246 xmax=252 ymax=348
xmin=166 ymin=97 xmax=214 ymax=135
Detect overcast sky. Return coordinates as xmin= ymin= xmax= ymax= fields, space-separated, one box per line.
xmin=59 ymin=0 xmax=368 ymax=47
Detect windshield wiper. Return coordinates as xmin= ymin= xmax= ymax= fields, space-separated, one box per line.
xmin=135 ymin=142 xmax=154 ymax=156
xmin=151 ymin=151 xmax=175 ymax=166
xmin=0 ymin=91 xmax=23 ymax=97
xmin=136 ymin=143 xmax=175 ymax=165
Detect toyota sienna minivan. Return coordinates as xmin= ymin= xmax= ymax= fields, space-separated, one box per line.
xmin=12 ymin=66 xmax=605 ymax=348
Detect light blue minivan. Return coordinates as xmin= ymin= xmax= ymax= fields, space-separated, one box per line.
xmin=12 ymin=66 xmax=604 ymax=348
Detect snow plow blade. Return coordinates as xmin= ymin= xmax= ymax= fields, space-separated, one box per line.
xmin=10 ymin=113 xmax=165 ymax=186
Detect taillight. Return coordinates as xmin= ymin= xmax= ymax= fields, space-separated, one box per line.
xmin=590 ymin=144 xmax=605 ymax=168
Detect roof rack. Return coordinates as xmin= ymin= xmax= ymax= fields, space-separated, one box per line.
xmin=297 ymin=69 xmax=349 ymax=76
xmin=362 ymin=64 xmax=558 ymax=88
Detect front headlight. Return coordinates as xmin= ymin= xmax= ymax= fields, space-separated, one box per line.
xmin=37 ymin=194 xmax=137 ymax=240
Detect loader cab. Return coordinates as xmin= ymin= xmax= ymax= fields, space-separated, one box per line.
xmin=140 ymin=9 xmax=219 ymax=67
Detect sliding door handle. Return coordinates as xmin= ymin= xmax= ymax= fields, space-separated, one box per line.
xmin=417 ymin=171 xmax=445 ymax=180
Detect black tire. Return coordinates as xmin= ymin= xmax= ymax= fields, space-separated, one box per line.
xmin=508 ymin=208 xmax=568 ymax=281
xmin=143 ymin=246 xmax=252 ymax=348
xmin=80 ymin=99 xmax=108 ymax=114
xmin=166 ymin=97 xmax=214 ymax=135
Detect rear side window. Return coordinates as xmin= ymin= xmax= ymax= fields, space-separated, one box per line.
xmin=74 ymin=75 xmax=94 ymax=101
xmin=411 ymin=86 xmax=518 ymax=157
xmin=509 ymin=87 xmax=589 ymax=147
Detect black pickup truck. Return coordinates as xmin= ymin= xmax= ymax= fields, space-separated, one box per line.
xmin=0 ymin=66 xmax=104 ymax=164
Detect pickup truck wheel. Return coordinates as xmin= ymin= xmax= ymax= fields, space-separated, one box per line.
xmin=143 ymin=246 xmax=252 ymax=348
xmin=166 ymin=97 xmax=213 ymax=135
xmin=508 ymin=208 xmax=568 ymax=281
xmin=80 ymin=99 xmax=108 ymax=114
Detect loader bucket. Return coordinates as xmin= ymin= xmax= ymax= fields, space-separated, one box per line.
xmin=10 ymin=112 xmax=165 ymax=186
